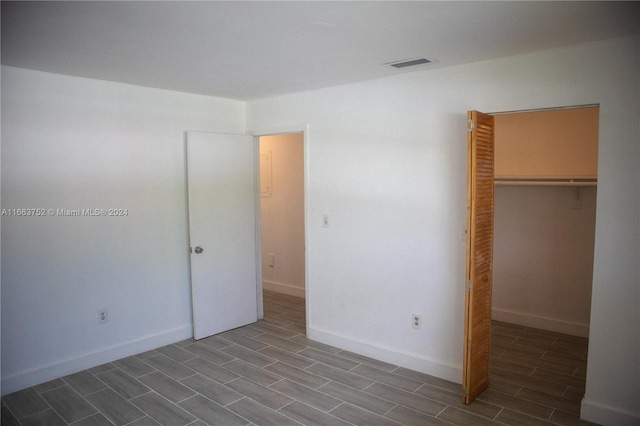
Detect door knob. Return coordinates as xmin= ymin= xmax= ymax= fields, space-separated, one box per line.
xmin=194 ymin=246 xmax=204 ymax=254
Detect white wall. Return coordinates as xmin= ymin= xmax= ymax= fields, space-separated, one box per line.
xmin=1 ymin=66 xmax=245 ymax=394
xmin=493 ymin=185 xmax=596 ymax=337
xmin=247 ymin=36 xmax=639 ymax=425
xmin=260 ymin=133 xmax=305 ymax=298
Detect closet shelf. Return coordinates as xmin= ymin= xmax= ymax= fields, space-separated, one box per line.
xmin=494 ymin=178 xmax=597 ymax=186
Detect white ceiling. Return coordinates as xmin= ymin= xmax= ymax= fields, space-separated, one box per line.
xmin=2 ymin=1 xmax=639 ymax=101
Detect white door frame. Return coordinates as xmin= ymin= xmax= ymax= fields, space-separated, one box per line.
xmin=251 ymin=124 xmax=310 ymax=334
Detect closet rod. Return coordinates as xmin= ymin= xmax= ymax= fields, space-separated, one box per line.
xmin=494 ymin=178 xmax=597 ymax=186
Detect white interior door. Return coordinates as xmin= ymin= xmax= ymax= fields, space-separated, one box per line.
xmin=187 ymin=131 xmax=258 ymax=340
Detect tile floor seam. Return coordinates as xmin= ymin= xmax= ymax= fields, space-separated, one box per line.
xmin=312 ymin=377 xmax=390 ymax=412
xmin=237 ymin=390 xmax=292 ymax=413
xmin=379 ymin=402 xmax=400 ymax=417
xmin=346 ymin=362 xmax=362 ymax=372
xmin=45 ymin=401 xmax=80 ymax=425
xmin=217 ymin=392 xmax=245 ymax=408
xmin=498 ymin=399 xmax=557 ymax=423
xmin=348 ymin=401 xmax=408 ymax=422
xmin=70 ymin=411 xmax=107 ymax=425
xmin=282 ymin=400 xmax=358 ymax=426
xmin=360 ymin=381 xmax=448 ymax=418
xmin=44 ymin=383 xmax=98 ymax=424
xmin=433 ymin=403 xmax=449 ymax=420
xmin=226 ymin=396 xmax=280 ymax=425
xmin=173 ymin=393 xmax=197 ymax=405
xmin=493 ymin=405 xmax=506 ymax=420
xmin=131 ymin=389 xmax=195 ymax=425
xmin=18 ymin=404 xmax=54 ymax=421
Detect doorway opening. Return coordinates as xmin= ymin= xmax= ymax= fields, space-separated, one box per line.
xmin=258 ymin=132 xmax=307 ymax=335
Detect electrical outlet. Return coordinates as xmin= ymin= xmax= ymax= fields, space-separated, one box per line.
xmin=412 ymin=313 xmax=421 ymax=329
xmin=98 ymin=309 xmax=108 ymax=324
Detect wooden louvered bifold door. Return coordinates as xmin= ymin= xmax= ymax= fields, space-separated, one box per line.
xmin=462 ymin=111 xmax=495 ymax=404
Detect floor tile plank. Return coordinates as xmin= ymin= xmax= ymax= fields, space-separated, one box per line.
xmin=258 ymin=346 xmax=316 ymax=370
xmin=225 ymin=377 xmax=294 ymax=410
xmin=155 ymin=344 xmax=197 ymax=363
xmin=436 ymin=406 xmax=499 ymax=426
xmin=221 ymin=359 xmax=283 ymax=387
xmin=495 ymin=408 xmax=557 ymax=425
xmin=19 ymin=409 xmax=67 ymax=426
xmin=178 ymin=394 xmax=248 ymax=426
xmin=63 ymin=371 xmax=107 ymax=396
xmin=385 ymin=405 xmax=451 ymax=426
xmin=221 ymin=344 xmax=278 ymax=368
xmin=265 ymin=361 xmax=330 ymax=389
xmin=270 ymin=379 xmax=342 ymax=412
xmin=180 ymin=374 xmax=243 ymax=406
xmin=138 ymin=371 xmax=196 ymax=403
xmin=351 ymin=364 xmax=423 ymax=392
xmin=143 ymin=355 xmax=195 ymax=381
xmin=316 ymin=381 xmax=396 ymax=415
xmin=182 ymin=342 xmax=236 ymax=365
xmin=85 ymin=388 xmax=145 ymax=426
xmin=130 ymin=392 xmax=195 ymax=426
xmin=113 ymin=356 xmax=157 ymax=378
xmin=306 ymin=362 xmax=375 ymax=390
xmin=70 ymin=412 xmax=114 ymax=426
xmin=364 ymin=382 xmax=447 ymax=417
xmin=476 ymin=389 xmax=554 ymax=420
xmin=41 ymin=386 xmax=97 ymax=423
xmin=95 ymin=368 xmax=150 ymax=399
xmin=182 ymin=357 xmax=240 ymax=384
xmin=2 ymin=387 xmax=50 ymax=419
xmin=330 ymin=402 xmax=403 ymax=426
xmin=278 ymin=401 xmax=351 ymax=426
xmin=227 ymin=398 xmax=301 ymax=426
xmin=218 ymin=330 xmax=269 ymax=351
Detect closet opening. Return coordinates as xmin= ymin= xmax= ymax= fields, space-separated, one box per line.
xmin=463 ymin=105 xmax=598 ymax=406
xmin=492 ymin=105 xmax=598 ymax=337
xmin=490 ymin=105 xmax=598 ymax=409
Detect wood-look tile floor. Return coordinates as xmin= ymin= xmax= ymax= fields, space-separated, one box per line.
xmin=2 ymin=291 xmax=598 ymax=425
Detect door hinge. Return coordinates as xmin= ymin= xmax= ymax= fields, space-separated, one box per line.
xmin=467 ymin=119 xmax=474 ymax=133
xmin=462 ymin=386 xmax=470 ymax=397
xmin=465 ymin=280 xmax=473 ymax=291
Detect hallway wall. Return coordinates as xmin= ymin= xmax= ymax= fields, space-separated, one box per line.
xmin=260 ymin=133 xmax=305 ymax=298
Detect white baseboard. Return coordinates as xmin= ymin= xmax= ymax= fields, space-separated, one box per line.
xmin=308 ymin=326 xmax=462 ymax=385
xmin=1 ymin=325 xmax=192 ymax=396
xmin=492 ymin=308 xmax=590 ymax=338
xmin=262 ymin=280 xmax=305 ymax=299
xmin=581 ymin=397 xmax=640 ymax=426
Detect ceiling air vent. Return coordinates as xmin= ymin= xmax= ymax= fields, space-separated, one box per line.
xmin=388 ymin=58 xmax=431 ymax=69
